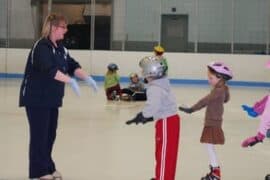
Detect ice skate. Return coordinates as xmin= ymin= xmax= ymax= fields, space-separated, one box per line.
xmin=201 ymin=165 xmax=220 ymax=180
xmin=110 ymin=90 xmax=120 ymax=101
xmin=265 ymin=174 xmax=270 ymax=180
xmin=52 ymin=170 xmax=62 ymax=179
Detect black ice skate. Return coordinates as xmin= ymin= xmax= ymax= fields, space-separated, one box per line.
xmin=265 ymin=174 xmax=270 ymax=180
xmin=201 ymin=165 xmax=220 ymax=180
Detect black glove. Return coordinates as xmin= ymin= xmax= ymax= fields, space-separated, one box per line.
xmin=178 ymin=106 xmax=193 ymax=114
xmin=126 ymin=112 xmax=154 ymax=125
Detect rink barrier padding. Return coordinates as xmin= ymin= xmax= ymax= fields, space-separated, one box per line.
xmin=1 ymin=73 xmax=270 ymax=88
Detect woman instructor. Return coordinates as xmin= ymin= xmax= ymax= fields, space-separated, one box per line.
xmin=19 ymin=13 xmax=97 ymax=179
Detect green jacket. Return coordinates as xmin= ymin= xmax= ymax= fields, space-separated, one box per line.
xmin=104 ymin=72 xmax=120 ymax=89
xmin=157 ymin=56 xmax=168 ymax=74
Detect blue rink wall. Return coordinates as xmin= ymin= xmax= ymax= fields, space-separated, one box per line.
xmin=0 ymin=48 xmax=270 ymax=87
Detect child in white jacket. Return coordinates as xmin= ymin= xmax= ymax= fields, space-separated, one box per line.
xmin=126 ymin=56 xmax=180 ymax=180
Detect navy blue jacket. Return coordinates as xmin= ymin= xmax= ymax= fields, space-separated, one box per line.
xmin=19 ymin=38 xmax=81 ymax=107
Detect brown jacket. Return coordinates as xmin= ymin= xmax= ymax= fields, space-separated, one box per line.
xmin=191 ymin=81 xmax=230 ymax=127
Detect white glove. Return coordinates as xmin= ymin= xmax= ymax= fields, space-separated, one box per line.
xmin=85 ymin=76 xmax=98 ymax=92
xmin=68 ymin=78 xmax=80 ymax=97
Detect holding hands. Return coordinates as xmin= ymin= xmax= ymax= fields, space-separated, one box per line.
xmin=178 ymin=106 xmax=193 ymax=114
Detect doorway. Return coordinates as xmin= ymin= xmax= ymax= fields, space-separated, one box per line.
xmin=161 ymin=14 xmax=188 ymax=52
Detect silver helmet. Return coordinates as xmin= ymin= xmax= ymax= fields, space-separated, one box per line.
xmin=139 ymin=56 xmax=166 ymax=79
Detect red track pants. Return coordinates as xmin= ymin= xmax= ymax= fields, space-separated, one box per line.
xmin=155 ymin=114 xmax=180 ymax=180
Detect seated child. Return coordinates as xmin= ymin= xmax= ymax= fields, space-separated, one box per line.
xmin=104 ymin=63 xmax=121 ymax=100
xmin=121 ymin=73 xmax=146 ymax=101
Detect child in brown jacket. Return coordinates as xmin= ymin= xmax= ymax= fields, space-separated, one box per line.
xmin=178 ymin=62 xmax=233 ymax=180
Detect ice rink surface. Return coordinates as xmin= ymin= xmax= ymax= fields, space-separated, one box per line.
xmin=0 ymin=79 xmax=269 ymax=180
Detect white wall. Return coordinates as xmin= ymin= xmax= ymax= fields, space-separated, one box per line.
xmin=125 ymin=0 xmax=160 ymax=41
xmin=1 ymin=0 xmax=268 ymax=44
xmin=123 ymin=0 xmax=269 ymax=44
xmin=112 ymin=0 xmax=126 ymax=41
xmin=0 ymin=48 xmax=7 ymax=72
xmin=2 ymin=48 xmax=270 ymax=83
xmin=0 ymin=0 xmax=8 ymax=39
xmin=9 ymin=0 xmax=35 ymax=39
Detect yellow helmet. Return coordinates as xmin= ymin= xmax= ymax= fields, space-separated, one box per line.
xmin=154 ymin=45 xmax=165 ymax=53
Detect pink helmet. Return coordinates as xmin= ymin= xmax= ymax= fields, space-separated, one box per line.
xmin=207 ymin=62 xmax=233 ymax=80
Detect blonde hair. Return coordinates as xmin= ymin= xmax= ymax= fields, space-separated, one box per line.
xmin=41 ymin=13 xmax=67 ymax=38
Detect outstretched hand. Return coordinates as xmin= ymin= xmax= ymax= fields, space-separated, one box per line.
xmin=241 ymin=105 xmax=258 ymax=118
xmin=126 ymin=112 xmax=154 ymax=125
xmin=85 ymin=76 xmax=98 ymax=92
xmin=178 ymin=106 xmax=193 ymax=114
xmin=69 ymin=78 xmax=80 ymax=97
xmin=241 ymin=132 xmax=265 ymax=147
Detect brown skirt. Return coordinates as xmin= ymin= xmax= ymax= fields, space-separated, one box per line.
xmin=200 ymin=126 xmax=225 ymax=145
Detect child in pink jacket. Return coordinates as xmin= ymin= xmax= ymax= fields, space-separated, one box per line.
xmin=242 ymin=95 xmax=270 ymax=145
xmin=241 ymin=60 xmax=270 ymax=180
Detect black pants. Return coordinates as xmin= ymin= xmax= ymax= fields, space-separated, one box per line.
xmin=25 ymin=107 xmax=58 ymax=178
xmin=122 ymin=88 xmax=147 ymax=101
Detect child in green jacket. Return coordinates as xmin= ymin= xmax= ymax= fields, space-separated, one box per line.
xmin=104 ymin=63 xmax=121 ymax=100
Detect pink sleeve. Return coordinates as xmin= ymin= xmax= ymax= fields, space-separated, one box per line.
xmin=253 ymin=95 xmax=268 ymax=115
xmin=257 ymin=95 xmax=270 ymax=135
xmin=266 ymin=60 xmax=270 ymax=68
